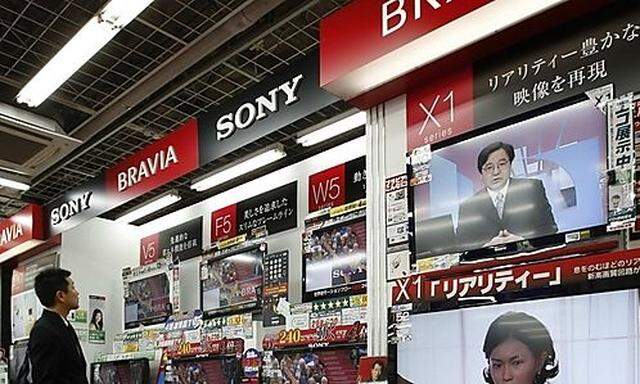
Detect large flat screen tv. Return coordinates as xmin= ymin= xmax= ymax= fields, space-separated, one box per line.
xmin=265 ymin=348 xmax=364 ymax=384
xmin=124 ymin=271 xmax=172 ymax=329
xmin=200 ymin=244 xmax=265 ymax=316
xmin=169 ymin=356 xmax=242 ymax=384
xmin=414 ymin=100 xmax=607 ymax=259
xmin=304 ymin=217 xmax=367 ymax=301
xmin=395 ymin=289 xmax=639 ymax=384
xmin=90 ymin=358 xmax=150 ymax=384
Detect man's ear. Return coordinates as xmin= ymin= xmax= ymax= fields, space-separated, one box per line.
xmin=55 ymin=290 xmax=65 ymax=303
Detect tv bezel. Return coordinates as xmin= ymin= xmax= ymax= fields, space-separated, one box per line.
xmin=199 ymin=243 xmax=266 ymax=318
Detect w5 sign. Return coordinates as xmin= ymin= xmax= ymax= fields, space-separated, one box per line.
xmin=308 ymin=157 xmax=366 ymax=213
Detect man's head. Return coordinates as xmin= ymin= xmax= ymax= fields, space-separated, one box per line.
xmin=477 ymin=142 xmax=515 ymax=191
xmin=612 ymin=194 xmax=621 ymax=209
xmin=34 ymin=268 xmax=79 ymax=311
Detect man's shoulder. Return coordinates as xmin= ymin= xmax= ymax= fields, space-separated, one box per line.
xmin=30 ymin=314 xmax=62 ymax=339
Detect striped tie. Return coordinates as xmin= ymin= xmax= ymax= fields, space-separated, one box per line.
xmin=496 ymin=192 xmax=505 ymax=219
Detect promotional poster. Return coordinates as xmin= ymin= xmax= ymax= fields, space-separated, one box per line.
xmin=89 ymin=295 xmax=106 ymax=344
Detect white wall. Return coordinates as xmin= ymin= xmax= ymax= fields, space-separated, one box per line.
xmin=60 ymin=218 xmax=139 ymax=364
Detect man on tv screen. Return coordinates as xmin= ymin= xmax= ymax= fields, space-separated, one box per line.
xmin=456 ymin=141 xmax=557 ymax=250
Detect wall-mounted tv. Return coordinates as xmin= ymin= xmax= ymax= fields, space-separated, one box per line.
xmin=394 ymin=289 xmax=639 ymax=384
xmin=169 ymin=356 xmax=242 ymax=384
xmin=200 ymin=244 xmax=265 ymax=316
xmin=264 ymin=348 xmax=365 ymax=384
xmin=124 ymin=271 xmax=172 ymax=329
xmin=413 ymin=100 xmax=607 ymax=259
xmin=303 ymin=217 xmax=367 ymax=301
xmin=90 ymin=358 xmax=150 ymax=384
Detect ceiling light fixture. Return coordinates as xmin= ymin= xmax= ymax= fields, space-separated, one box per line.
xmin=16 ymin=0 xmax=154 ymax=107
xmin=0 ymin=177 xmax=30 ymax=191
xmin=296 ymin=111 xmax=367 ymax=147
xmin=116 ymin=191 xmax=181 ymax=224
xmin=191 ymin=145 xmax=287 ymax=192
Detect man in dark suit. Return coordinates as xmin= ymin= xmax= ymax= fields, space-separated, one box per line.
xmin=28 ymin=268 xmax=88 ymax=384
xmin=456 ymin=142 xmax=557 ymax=250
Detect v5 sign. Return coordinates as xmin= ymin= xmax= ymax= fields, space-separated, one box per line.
xmin=308 ymin=157 xmax=366 ymax=213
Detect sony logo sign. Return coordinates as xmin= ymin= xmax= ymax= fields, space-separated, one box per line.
xmin=216 ymin=74 xmax=304 ymax=141
xmin=117 ymin=145 xmax=178 ymax=192
xmin=0 ymin=223 xmax=23 ymax=246
xmin=51 ymin=192 xmax=92 ymax=226
xmin=382 ymin=0 xmax=454 ymax=37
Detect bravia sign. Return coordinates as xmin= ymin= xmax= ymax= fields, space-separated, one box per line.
xmin=198 ymin=51 xmax=338 ymax=165
xmin=0 ymin=204 xmax=44 ymax=255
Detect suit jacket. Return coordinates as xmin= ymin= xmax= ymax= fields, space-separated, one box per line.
xmin=456 ymin=178 xmax=558 ymax=251
xmin=28 ymin=309 xmax=89 ymax=384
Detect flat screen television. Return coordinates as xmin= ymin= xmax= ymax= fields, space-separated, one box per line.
xmin=263 ymin=347 xmax=365 ymax=384
xmin=90 ymin=358 xmax=150 ymax=384
xmin=124 ymin=271 xmax=172 ymax=329
xmin=200 ymin=244 xmax=265 ymax=316
xmin=303 ymin=217 xmax=367 ymax=301
xmin=168 ymin=356 xmax=242 ymax=384
xmin=413 ymin=100 xmax=607 ymax=259
xmin=394 ymin=289 xmax=640 ymax=384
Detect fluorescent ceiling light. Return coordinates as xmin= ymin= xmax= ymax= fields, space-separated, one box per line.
xmin=116 ymin=191 xmax=181 ymax=224
xmin=296 ymin=111 xmax=366 ymax=147
xmin=0 ymin=177 xmax=30 ymax=191
xmin=191 ymin=145 xmax=287 ymax=192
xmin=16 ymin=0 xmax=154 ymax=107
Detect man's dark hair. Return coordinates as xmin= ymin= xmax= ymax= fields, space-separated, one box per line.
xmin=482 ymin=311 xmax=559 ymax=384
xmin=477 ymin=142 xmax=516 ymax=173
xmin=34 ymin=268 xmax=71 ymax=307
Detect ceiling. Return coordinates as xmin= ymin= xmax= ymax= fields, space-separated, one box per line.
xmin=0 ymin=0 xmax=354 ymax=220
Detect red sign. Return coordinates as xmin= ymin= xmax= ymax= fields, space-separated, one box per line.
xmin=0 ymin=204 xmax=44 ymax=255
xmin=263 ymin=322 xmax=367 ymax=350
xmin=392 ymin=249 xmax=640 ymax=305
xmin=105 ymin=119 xmax=199 ymax=202
xmin=308 ymin=163 xmax=346 ymax=213
xmin=211 ymin=204 xmax=238 ymax=242
xmin=140 ymin=233 xmax=160 ymax=266
xmin=320 ymin=0 xmax=492 ymax=88
xmin=406 ymin=65 xmax=474 ymax=150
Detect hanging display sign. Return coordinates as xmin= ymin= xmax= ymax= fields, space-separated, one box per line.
xmin=308 ymin=156 xmax=366 ymax=213
xmin=198 ymin=51 xmax=338 ymax=165
xmin=262 ymin=321 xmax=366 ymax=350
xmin=262 ymin=250 xmax=289 ymax=327
xmin=0 ymin=204 xmax=44 ymax=256
xmin=139 ymin=217 xmax=203 ymax=265
xmin=202 ymin=313 xmax=254 ymax=340
xmin=211 ymin=182 xmax=297 ymax=242
xmin=392 ymin=248 xmax=640 ymax=308
xmin=607 ymin=94 xmax=636 ymax=170
xmin=406 ymin=6 xmax=640 ymax=151
xmin=46 ymin=120 xmax=199 ymax=236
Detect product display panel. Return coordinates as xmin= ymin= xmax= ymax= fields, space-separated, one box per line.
xmin=124 ymin=272 xmax=172 ymax=328
xmin=304 ymin=218 xmax=367 ymax=295
xmin=90 ymin=359 xmax=150 ymax=384
xmin=170 ymin=357 xmax=242 ymax=384
xmin=267 ymin=348 xmax=364 ymax=384
xmin=414 ymin=100 xmax=607 ymax=258
xmin=396 ymin=289 xmax=640 ymax=384
xmin=200 ymin=245 xmax=265 ymax=315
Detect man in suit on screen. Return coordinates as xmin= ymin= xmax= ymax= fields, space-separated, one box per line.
xmin=456 ymin=141 xmax=557 ymax=250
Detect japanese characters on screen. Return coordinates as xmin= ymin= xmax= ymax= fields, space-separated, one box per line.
xmin=200 ymin=245 xmax=265 ymax=315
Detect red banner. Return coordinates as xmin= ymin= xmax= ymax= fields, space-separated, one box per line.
xmin=263 ymin=322 xmax=366 ymax=350
xmin=105 ymin=119 xmax=199 ymax=202
xmin=0 ymin=204 xmax=44 ymax=255
xmin=308 ymin=163 xmax=346 ymax=213
xmin=392 ymin=249 xmax=640 ymax=305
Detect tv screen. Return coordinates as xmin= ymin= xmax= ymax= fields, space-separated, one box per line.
xmin=90 ymin=359 xmax=149 ymax=384
xmin=200 ymin=245 xmax=265 ymax=315
xmin=124 ymin=272 xmax=171 ymax=328
xmin=264 ymin=348 xmax=364 ymax=384
xmin=396 ymin=289 xmax=640 ymax=384
xmin=169 ymin=357 xmax=242 ymax=384
xmin=304 ymin=218 xmax=367 ymax=299
xmin=414 ymin=100 xmax=607 ymax=258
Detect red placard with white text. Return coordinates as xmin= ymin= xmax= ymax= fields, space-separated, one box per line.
xmin=0 ymin=204 xmax=44 ymax=255
xmin=211 ymin=204 xmax=238 ymax=242
xmin=308 ymin=157 xmax=366 ymax=213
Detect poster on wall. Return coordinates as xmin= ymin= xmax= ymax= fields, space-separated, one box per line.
xmin=139 ymin=217 xmax=203 ymax=265
xmin=262 ymin=250 xmax=289 ymax=327
xmin=69 ymin=309 xmax=88 ymax=342
xmin=211 ymin=182 xmax=297 ymax=243
xmin=308 ymin=156 xmax=366 ymax=213
xmin=88 ymin=295 xmax=106 ymax=344
xmin=359 ymin=356 xmax=389 ymax=383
